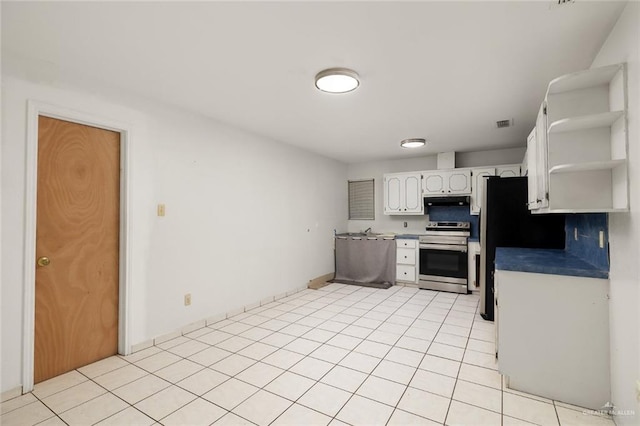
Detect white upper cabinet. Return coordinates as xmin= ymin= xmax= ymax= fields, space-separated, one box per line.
xmin=383 ymin=172 xmax=423 ymax=215
xmin=469 ymin=165 xmax=520 ymax=215
xmin=535 ymin=103 xmax=550 ymax=211
xmin=470 ymin=168 xmax=495 ymax=215
xmin=385 ymin=175 xmax=402 ymax=212
xmin=423 ymin=172 xmax=445 ymax=195
xmin=422 ymin=169 xmax=471 ymax=196
xmin=496 ymin=164 xmax=521 ymax=178
xmin=543 ymin=63 xmax=628 ymax=213
xmin=526 ymin=128 xmax=540 ymax=210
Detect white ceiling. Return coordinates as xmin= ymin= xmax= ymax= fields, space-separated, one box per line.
xmin=1 ymin=1 xmax=626 ymax=163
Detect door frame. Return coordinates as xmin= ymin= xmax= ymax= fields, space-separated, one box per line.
xmin=22 ymin=100 xmax=133 ymax=392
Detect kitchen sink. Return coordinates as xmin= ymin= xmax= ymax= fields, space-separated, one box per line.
xmin=336 ymin=232 xmax=381 ymax=237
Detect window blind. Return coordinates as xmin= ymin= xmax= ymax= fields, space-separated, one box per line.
xmin=348 ymin=179 xmax=375 ymax=220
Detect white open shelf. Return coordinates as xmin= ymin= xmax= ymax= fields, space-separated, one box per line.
xmin=547 ymin=63 xmax=622 ymax=95
xmin=542 ymin=63 xmax=629 ymax=213
xmin=548 ymin=111 xmax=624 ymax=133
xmin=545 ymin=208 xmax=629 ymax=214
xmin=549 ymin=159 xmax=625 ymax=174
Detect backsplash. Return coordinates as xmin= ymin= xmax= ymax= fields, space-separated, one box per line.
xmin=426 ymin=205 xmax=479 ymax=239
xmin=565 ymin=213 xmax=609 ymax=270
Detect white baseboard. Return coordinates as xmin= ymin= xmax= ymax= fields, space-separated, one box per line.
xmin=130 ymin=339 xmax=154 ymax=353
xmin=260 ymin=296 xmax=275 ymax=305
xmin=130 ymin=284 xmax=307 ymax=354
xmin=206 ymin=313 xmax=226 ymax=326
xmin=153 ymin=330 xmax=181 ymax=345
xmin=226 ymin=307 xmax=244 ymax=318
xmin=181 ymin=320 xmax=206 ymax=335
xmin=1 ymin=386 xmax=22 ymax=402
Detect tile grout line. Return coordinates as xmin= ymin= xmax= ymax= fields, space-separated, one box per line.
xmin=387 ymin=292 xmax=471 ymax=425
xmin=256 ymin=285 xmax=419 ymax=425
xmin=443 ymin=296 xmax=489 ymax=425
xmin=265 ymin=285 xmax=415 ymax=425
xmin=5 ymin=285 xmax=492 ymax=426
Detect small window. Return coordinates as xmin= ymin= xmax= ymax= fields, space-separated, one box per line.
xmin=348 ymin=179 xmax=375 ymax=220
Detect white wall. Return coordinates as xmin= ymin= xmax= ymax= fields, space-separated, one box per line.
xmin=591 ymin=3 xmax=640 ymax=424
xmin=456 ymin=147 xmax=526 ymax=168
xmin=0 ymin=75 xmax=347 ymax=393
xmin=346 ymin=148 xmax=525 ymax=234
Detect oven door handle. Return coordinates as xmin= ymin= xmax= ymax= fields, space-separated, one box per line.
xmin=419 ymin=243 xmax=468 ymax=253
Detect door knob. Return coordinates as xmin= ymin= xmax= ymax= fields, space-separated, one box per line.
xmin=37 ymin=256 xmax=50 ymax=267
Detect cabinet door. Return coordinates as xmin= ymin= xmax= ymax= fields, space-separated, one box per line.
xmin=470 ymin=168 xmax=495 ymax=215
xmin=396 ymin=265 xmax=416 ymax=282
xmin=447 ymin=170 xmax=472 ymax=194
xmin=397 ymin=248 xmax=416 ymax=265
xmin=535 ymin=104 xmax=549 ymax=209
xmin=423 ymin=172 xmax=445 ymax=195
xmin=496 ymin=165 xmax=521 ymax=178
xmin=403 ymin=173 xmax=423 ymax=213
xmin=384 ymin=175 xmax=401 ymax=214
xmin=526 ymin=128 xmax=540 ymax=210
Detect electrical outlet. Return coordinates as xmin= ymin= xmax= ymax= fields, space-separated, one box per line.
xmin=157 ymin=204 xmax=166 ymax=217
xmin=599 ymin=230 xmax=605 ymax=248
xmin=574 ymin=227 xmax=578 ymax=241
xmin=184 ymin=293 xmax=191 ymax=306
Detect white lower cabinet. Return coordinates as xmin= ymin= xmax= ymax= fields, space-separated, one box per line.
xmin=496 ymin=270 xmax=610 ymax=409
xmin=396 ymin=265 xmax=416 ymax=282
xmin=395 ymin=239 xmax=418 ymax=284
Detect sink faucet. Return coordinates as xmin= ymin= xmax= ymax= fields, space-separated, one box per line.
xmin=364 ymin=227 xmax=372 ymax=233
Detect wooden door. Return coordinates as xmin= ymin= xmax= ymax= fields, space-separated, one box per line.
xmin=34 ymin=116 xmax=120 ymax=383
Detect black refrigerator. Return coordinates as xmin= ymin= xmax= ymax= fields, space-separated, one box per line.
xmin=479 ymin=177 xmax=565 ymax=321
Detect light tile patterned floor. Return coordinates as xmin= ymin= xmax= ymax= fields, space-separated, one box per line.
xmin=1 ymin=284 xmax=616 ymax=426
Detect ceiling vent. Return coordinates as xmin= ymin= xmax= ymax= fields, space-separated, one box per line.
xmin=496 ymin=119 xmax=513 ymax=129
xmin=550 ymin=0 xmax=575 ymax=8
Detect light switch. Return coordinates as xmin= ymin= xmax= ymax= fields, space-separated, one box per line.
xmin=157 ymin=204 xmax=166 ymax=217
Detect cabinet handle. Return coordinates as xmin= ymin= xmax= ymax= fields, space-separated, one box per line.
xmin=404 ymin=256 xmax=407 ymax=259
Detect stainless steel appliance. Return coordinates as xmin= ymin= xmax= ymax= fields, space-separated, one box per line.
xmin=479 ymin=177 xmax=565 ymax=321
xmin=418 ymin=221 xmax=470 ymax=294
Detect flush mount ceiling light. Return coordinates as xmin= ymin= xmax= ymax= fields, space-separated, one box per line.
xmin=400 ymin=138 xmax=427 ymax=149
xmin=315 ymin=68 xmax=359 ymax=93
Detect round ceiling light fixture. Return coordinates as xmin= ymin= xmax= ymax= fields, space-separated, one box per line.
xmin=315 ymin=68 xmax=360 ymax=93
xmin=400 ymin=138 xmax=427 ymax=149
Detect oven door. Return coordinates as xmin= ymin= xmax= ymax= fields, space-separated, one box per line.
xmin=419 ymin=244 xmax=468 ymax=284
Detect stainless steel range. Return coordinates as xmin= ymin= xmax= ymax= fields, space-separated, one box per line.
xmin=418 ymin=221 xmax=470 ymax=294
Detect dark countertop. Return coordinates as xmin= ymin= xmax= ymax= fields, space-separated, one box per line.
xmin=495 ymin=247 xmax=609 ymax=279
xmin=335 ymin=233 xmax=396 ymax=240
xmin=395 ymin=234 xmax=422 ymax=240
